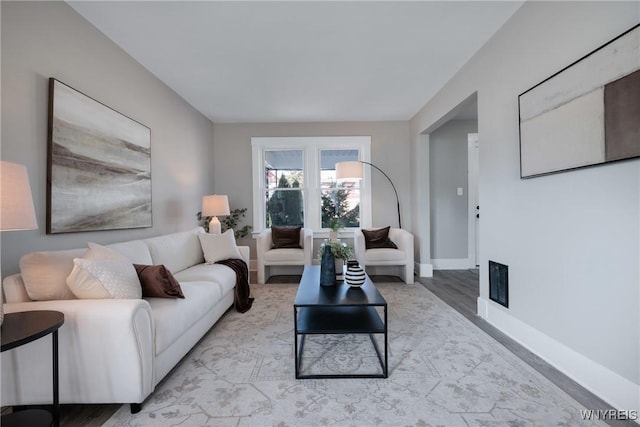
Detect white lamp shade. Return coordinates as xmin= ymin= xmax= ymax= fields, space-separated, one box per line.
xmin=0 ymin=161 xmax=38 ymax=231
xmin=335 ymin=161 xmax=364 ymax=181
xmin=201 ymin=194 xmax=230 ymax=217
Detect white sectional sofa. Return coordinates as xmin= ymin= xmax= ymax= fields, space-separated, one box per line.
xmin=1 ymin=227 xmax=249 ymax=413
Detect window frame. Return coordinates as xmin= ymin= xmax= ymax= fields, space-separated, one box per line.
xmin=251 ymin=136 xmax=372 ymax=234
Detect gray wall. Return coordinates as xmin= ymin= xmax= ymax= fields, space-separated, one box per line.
xmin=411 ymin=0 xmax=639 ymax=409
xmin=1 ymin=1 xmax=214 ymax=275
xmin=429 ymin=120 xmax=477 ymax=260
xmin=212 ymin=121 xmax=411 ymax=255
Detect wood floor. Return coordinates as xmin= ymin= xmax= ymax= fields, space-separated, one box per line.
xmin=10 ymin=272 xmax=635 ymax=426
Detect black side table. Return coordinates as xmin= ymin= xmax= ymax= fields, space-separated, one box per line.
xmin=1 ymin=310 xmax=64 ymax=427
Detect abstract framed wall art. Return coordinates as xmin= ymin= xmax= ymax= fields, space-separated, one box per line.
xmin=519 ymin=23 xmax=640 ymax=178
xmin=47 ymin=78 xmax=152 ymax=233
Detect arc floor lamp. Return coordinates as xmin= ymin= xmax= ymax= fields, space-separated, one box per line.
xmin=335 ymin=161 xmax=401 ymax=229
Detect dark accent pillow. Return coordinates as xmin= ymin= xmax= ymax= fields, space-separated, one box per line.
xmin=134 ymin=264 xmax=185 ymax=299
xmin=362 ymin=226 xmax=398 ymax=249
xmin=271 ymin=226 xmax=302 ymax=249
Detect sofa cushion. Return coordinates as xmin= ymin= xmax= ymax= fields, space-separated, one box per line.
xmin=19 ymin=249 xmax=84 ymax=300
xmin=263 ymin=248 xmax=305 ymax=263
xmin=198 ymin=230 xmax=242 ymax=263
xmin=85 ymin=242 xmax=129 ymax=261
xmin=365 ymin=248 xmax=406 ymax=262
xmin=106 ymin=240 xmax=153 ymax=265
xmin=134 ymin=264 xmax=184 ymax=299
xmin=144 ymin=227 xmax=205 ymax=273
xmin=149 ymin=280 xmax=229 ymax=355
xmin=66 ymin=258 xmax=142 ymax=299
xmin=173 ymin=264 xmax=236 ymax=296
xmin=271 ymin=226 xmax=302 ymax=249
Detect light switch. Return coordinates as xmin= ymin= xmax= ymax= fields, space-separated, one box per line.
xmin=457 ymin=187 xmax=463 ymax=196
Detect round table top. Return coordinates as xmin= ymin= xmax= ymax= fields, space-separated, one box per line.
xmin=1 ymin=310 xmax=64 ymax=352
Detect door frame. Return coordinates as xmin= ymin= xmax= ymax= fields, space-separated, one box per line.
xmin=467 ymin=133 xmax=479 ymax=269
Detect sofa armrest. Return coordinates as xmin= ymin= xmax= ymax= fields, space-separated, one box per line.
xmin=237 ymin=245 xmax=250 ymax=264
xmin=255 ymin=230 xmax=273 ymax=263
xmin=302 ymin=228 xmax=314 ymax=265
xmin=1 ymin=299 xmax=154 ymax=406
xmin=389 ymin=228 xmax=414 ymax=254
xmin=3 ymin=273 xmax=31 ymax=303
xmin=353 ymin=229 xmax=367 ymax=265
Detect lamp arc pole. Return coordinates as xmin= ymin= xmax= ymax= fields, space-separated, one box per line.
xmin=359 ymin=161 xmax=401 ymax=229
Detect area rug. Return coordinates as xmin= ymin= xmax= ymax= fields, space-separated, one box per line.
xmin=103 ymin=283 xmax=603 ymax=426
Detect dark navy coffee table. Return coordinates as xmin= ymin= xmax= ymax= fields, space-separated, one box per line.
xmin=293 ymin=265 xmax=388 ymax=379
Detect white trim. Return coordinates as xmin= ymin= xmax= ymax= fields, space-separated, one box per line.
xmin=431 ymin=258 xmax=470 ymax=270
xmin=478 ymin=297 xmax=640 ymax=414
xmin=467 ymin=133 xmax=479 ymax=269
xmin=419 ymin=263 xmax=433 ymax=277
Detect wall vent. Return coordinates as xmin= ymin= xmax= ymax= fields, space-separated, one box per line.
xmin=489 ymin=261 xmax=509 ymax=308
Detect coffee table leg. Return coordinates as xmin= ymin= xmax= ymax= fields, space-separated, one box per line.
xmin=384 ymin=305 xmax=388 ymax=378
xmin=52 ymin=330 xmax=59 ymax=427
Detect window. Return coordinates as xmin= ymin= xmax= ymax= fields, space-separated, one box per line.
xmin=252 ymin=137 xmax=371 ymax=233
xmin=320 ymin=149 xmax=360 ymax=228
xmin=264 ymin=150 xmax=304 ymax=227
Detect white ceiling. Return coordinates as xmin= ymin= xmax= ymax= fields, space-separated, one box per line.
xmin=68 ymin=1 xmax=523 ymax=123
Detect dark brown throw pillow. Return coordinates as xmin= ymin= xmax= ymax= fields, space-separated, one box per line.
xmin=362 ymin=226 xmax=398 ymax=249
xmin=134 ymin=264 xmax=185 ymax=299
xmin=271 ymin=226 xmax=302 ymax=249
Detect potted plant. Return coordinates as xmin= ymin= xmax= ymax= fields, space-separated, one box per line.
xmin=327 ymin=217 xmax=341 ymax=242
xmin=317 ymin=240 xmax=353 ymax=278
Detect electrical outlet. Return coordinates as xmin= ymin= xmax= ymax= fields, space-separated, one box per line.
xmin=457 ymin=187 xmax=463 ymax=196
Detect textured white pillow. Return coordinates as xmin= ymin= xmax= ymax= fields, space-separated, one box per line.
xmin=66 ymin=258 xmax=142 ymax=299
xmin=198 ymin=229 xmax=242 ymax=264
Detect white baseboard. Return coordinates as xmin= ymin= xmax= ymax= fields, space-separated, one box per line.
xmin=478 ymin=297 xmax=639 ymax=415
xmin=431 ymin=258 xmax=469 ymax=270
xmin=419 ymin=263 xmax=433 ymax=277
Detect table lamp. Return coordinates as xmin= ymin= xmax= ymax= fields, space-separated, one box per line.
xmin=201 ymin=194 xmax=230 ymax=234
xmin=1 ymin=161 xmax=39 ymax=324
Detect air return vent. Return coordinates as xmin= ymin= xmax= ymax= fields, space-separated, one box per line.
xmin=489 ymin=261 xmax=509 ymax=308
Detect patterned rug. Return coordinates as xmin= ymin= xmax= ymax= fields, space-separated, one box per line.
xmin=103 ymin=283 xmax=602 ymax=426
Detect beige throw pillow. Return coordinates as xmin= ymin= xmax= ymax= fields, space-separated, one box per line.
xmin=20 ymin=249 xmax=82 ymax=301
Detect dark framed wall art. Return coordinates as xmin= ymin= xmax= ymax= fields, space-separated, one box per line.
xmin=47 ymin=78 xmax=152 ymax=234
xmin=519 ymin=23 xmax=640 ymax=178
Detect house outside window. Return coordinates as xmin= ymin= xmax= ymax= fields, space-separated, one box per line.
xmin=251 ymin=136 xmax=371 ymax=233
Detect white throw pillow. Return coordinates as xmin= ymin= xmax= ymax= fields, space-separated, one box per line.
xmin=198 ymin=229 xmax=242 ymax=264
xmin=66 ymin=258 xmax=142 ymax=299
